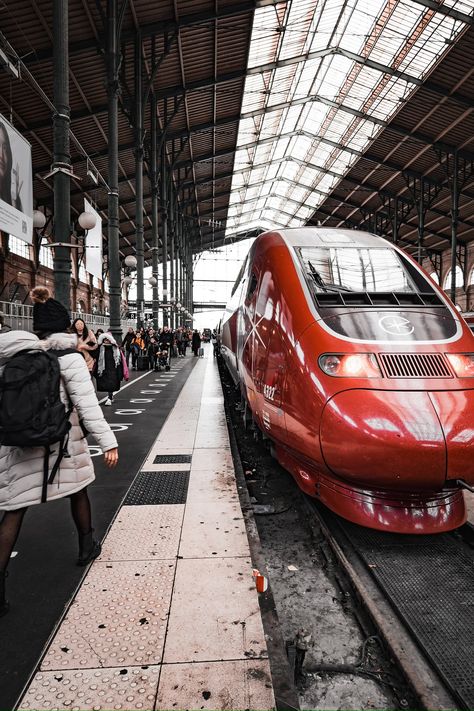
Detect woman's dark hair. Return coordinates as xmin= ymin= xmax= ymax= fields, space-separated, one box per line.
xmin=71 ymin=317 xmax=89 ymax=340
xmin=96 ymin=328 xmax=104 ymax=337
xmin=0 ymin=123 xmax=12 ymax=206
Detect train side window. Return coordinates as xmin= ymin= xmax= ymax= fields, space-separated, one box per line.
xmin=247 ymin=271 xmax=258 ymax=301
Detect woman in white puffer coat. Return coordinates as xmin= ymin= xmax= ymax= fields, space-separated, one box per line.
xmin=0 ymin=289 xmax=119 ymax=617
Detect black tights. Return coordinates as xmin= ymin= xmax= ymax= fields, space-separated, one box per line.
xmin=0 ymin=488 xmax=93 ymax=572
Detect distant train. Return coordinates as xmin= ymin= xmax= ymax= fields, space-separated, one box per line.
xmin=221 ymin=228 xmax=474 ymax=534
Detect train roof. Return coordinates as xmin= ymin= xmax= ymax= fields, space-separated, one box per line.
xmin=274 ymin=228 xmax=393 ymax=250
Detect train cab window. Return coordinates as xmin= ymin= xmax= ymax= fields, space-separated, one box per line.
xmin=246 ymin=271 xmax=258 ymax=301
xmin=297 ymin=246 xmax=443 ymax=308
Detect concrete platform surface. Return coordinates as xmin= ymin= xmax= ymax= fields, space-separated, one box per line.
xmin=18 ymin=349 xmax=275 ymax=711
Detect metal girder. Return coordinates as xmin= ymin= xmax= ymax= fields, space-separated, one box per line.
xmin=313 ymin=205 xmax=442 ymax=255
xmin=174 ymin=129 xmax=474 ymax=201
xmin=24 ymin=0 xmax=279 ymax=63
xmin=153 ymin=45 xmax=472 ymax=109
xmin=409 ymin=0 xmax=473 ymax=25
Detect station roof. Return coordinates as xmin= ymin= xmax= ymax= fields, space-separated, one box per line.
xmin=0 ymin=0 xmax=472 ymax=262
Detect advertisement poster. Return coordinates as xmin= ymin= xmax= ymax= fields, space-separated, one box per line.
xmin=0 ymin=113 xmax=33 ymax=243
xmin=84 ymin=198 xmax=103 ymax=280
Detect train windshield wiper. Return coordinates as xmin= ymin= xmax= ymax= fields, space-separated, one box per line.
xmin=308 ymin=261 xmax=328 ymax=291
xmin=307 ymin=261 xmax=352 ymax=293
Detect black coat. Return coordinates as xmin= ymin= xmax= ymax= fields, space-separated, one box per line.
xmin=95 ymin=346 xmax=123 ymax=392
xmin=191 ymin=332 xmax=201 ymax=351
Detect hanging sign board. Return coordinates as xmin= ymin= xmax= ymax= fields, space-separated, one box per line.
xmin=84 ymin=198 xmax=103 ymax=280
xmin=0 ymin=113 xmax=33 ymax=243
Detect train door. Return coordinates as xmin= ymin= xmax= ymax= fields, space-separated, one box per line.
xmin=240 ymin=263 xmax=261 ymax=400
xmin=252 ymin=269 xmax=287 ymax=440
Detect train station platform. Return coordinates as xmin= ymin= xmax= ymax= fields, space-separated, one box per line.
xmin=6 ymin=349 xmax=275 ymax=711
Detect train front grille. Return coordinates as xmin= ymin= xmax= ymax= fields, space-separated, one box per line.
xmin=379 ymin=353 xmax=452 ymax=378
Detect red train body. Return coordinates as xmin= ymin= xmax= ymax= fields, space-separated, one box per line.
xmin=221 ymin=228 xmax=474 ymax=534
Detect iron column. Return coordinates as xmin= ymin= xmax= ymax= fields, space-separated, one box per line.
xmin=450 ymin=150 xmax=459 ymax=305
xmin=161 ymin=144 xmax=168 ymax=326
xmin=135 ymin=35 xmax=144 ymax=329
xmin=52 ymin=0 xmax=71 ymax=309
xmin=106 ymin=0 xmax=122 ymax=342
xmin=151 ymin=93 xmax=159 ymax=329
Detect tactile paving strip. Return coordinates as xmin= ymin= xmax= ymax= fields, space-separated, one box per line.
xmin=99 ymin=505 xmax=184 ymax=561
xmin=40 ymin=561 xmax=175 ymax=671
xmin=124 ymin=471 xmax=190 ymax=505
xmin=340 ymin=522 xmax=474 ymax=710
xmin=153 ymin=454 xmax=192 ymax=464
xmin=19 ymin=665 xmax=161 ymax=710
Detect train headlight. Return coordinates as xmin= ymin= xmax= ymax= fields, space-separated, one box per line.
xmin=319 ymin=353 xmax=381 ymax=378
xmin=446 ymin=353 xmax=474 ymax=377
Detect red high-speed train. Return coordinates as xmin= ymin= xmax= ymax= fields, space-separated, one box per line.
xmin=221 ymin=228 xmax=474 ymax=534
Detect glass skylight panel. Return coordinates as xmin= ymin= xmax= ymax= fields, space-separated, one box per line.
xmin=227 ymin=0 xmax=470 ymax=238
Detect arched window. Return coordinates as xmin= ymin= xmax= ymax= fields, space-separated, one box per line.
xmin=443 ymin=266 xmax=464 ymax=291
xmin=429 ymin=272 xmax=439 ymax=285
xmin=468 ymin=269 xmax=474 ymax=286
xmin=78 ymin=261 xmax=88 ymax=284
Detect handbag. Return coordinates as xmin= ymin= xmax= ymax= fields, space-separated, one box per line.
xmin=120 ymin=350 xmax=130 ymax=381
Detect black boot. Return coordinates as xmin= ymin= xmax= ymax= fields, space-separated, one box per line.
xmin=0 ymin=570 xmax=9 ymax=617
xmin=77 ymin=530 xmax=101 ymax=566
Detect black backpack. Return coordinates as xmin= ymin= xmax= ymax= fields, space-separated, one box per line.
xmin=0 ymin=348 xmax=75 ymax=502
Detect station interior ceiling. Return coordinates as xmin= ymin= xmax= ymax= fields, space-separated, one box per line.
xmin=0 ymin=0 xmax=473 ymax=265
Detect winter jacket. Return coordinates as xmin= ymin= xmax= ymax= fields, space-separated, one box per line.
xmin=0 ymin=331 xmax=117 ymax=511
xmin=95 ymin=345 xmax=123 ymax=393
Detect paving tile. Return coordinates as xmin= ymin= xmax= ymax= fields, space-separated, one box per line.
xmin=163 ymin=557 xmax=268 ymax=663
xmin=19 ymin=666 xmax=161 ymax=711
xmin=191 ymin=448 xmax=234 ymax=472
xmin=155 ymin=660 xmax=275 ymax=710
xmin=140 ymin=461 xmax=192 ymax=472
xmin=99 ymin=505 xmax=184 ymax=561
xmin=194 ymin=428 xmax=230 ymax=449
xmin=186 ymin=467 xmax=240 ymax=504
xmin=41 ymin=561 xmax=175 ymax=670
xmin=179 ymin=502 xmax=248 ymax=558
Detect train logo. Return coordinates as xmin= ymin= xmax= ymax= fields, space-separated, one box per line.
xmin=378 ymin=315 xmax=414 ymax=335
xmin=220 ymin=227 xmax=474 ymax=535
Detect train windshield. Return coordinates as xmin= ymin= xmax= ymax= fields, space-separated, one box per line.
xmin=297 ymin=247 xmax=418 ymax=294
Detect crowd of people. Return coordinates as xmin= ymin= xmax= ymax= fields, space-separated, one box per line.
xmin=0 ymin=288 xmax=212 ymax=617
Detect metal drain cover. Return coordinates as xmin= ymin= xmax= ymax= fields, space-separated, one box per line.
xmin=153 ymin=454 xmax=192 ymax=464
xmin=124 ymin=471 xmax=190 ymax=505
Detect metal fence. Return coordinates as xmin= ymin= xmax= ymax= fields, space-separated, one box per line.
xmin=0 ymin=301 xmax=134 ymax=336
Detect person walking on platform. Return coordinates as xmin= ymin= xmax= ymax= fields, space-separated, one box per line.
xmin=121 ymin=326 xmax=135 ymax=366
xmin=0 ymin=287 xmax=118 ymax=617
xmin=147 ymin=336 xmax=160 ymax=371
xmin=71 ymin=317 xmax=97 ymax=374
xmin=130 ymin=331 xmax=145 ymax=370
xmin=192 ymin=329 xmax=201 ymax=356
xmin=94 ymin=333 xmax=124 ymax=406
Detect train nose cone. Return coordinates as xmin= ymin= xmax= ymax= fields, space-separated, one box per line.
xmin=429 ymin=390 xmax=474 ymax=483
xmin=320 ymin=390 xmax=446 ymax=489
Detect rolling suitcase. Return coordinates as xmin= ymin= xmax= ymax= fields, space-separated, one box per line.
xmin=137 ymin=354 xmax=149 ymax=371
xmin=198 ymin=347 xmax=204 ymax=357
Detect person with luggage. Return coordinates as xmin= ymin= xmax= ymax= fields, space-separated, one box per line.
xmin=130 ymin=331 xmax=145 ymax=370
xmin=147 ymin=337 xmax=160 ymax=371
xmin=94 ymin=333 xmax=124 ymax=405
xmin=192 ymin=329 xmax=202 ymax=356
xmin=121 ymin=326 xmax=135 ymax=366
xmin=0 ymin=287 xmax=118 ymax=617
xmin=71 ymin=317 xmax=97 ymax=374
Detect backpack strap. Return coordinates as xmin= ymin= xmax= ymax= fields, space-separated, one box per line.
xmin=39 ymin=349 xmax=76 ymax=503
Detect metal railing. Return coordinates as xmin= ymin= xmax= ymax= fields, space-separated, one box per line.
xmin=0 ymin=301 xmax=134 ymax=335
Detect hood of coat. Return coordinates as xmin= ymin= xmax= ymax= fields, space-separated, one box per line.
xmin=0 ymin=330 xmax=44 ymax=363
xmin=43 ymin=332 xmax=78 ymax=351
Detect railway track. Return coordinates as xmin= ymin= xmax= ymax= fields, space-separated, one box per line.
xmin=303 ymin=497 xmax=474 ymax=711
